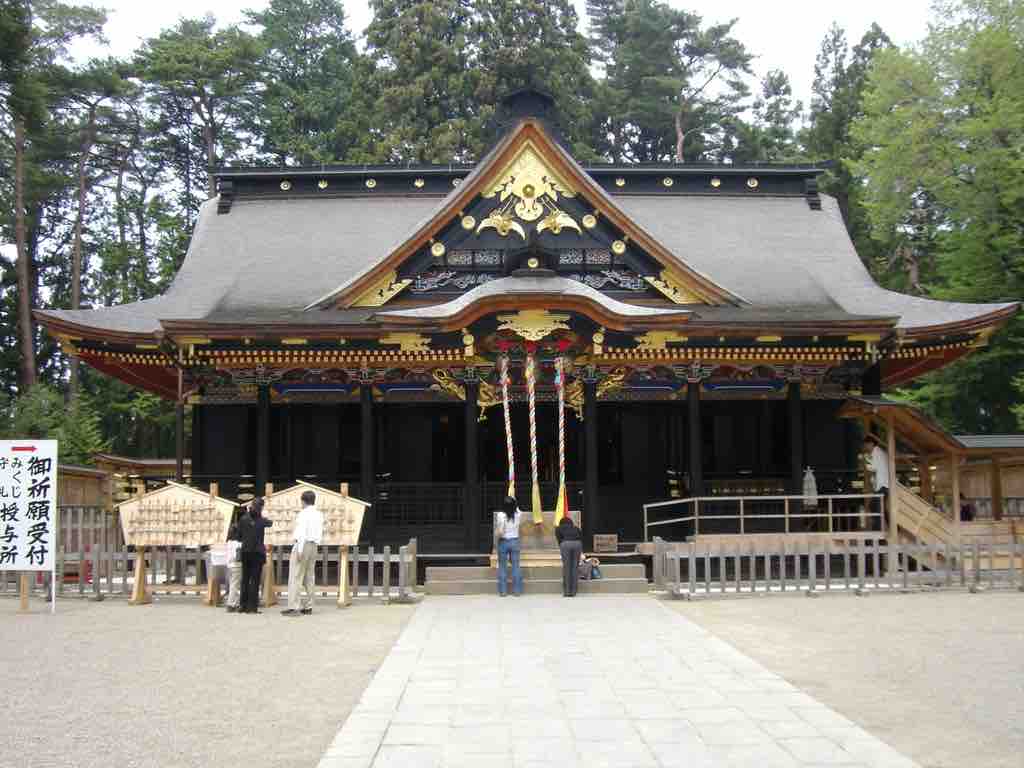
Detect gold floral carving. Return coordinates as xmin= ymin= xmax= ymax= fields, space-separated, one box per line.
xmin=635 ymin=330 xmax=689 ymax=351
xmin=643 ymin=270 xmax=703 ymax=305
xmin=476 ymin=379 xmax=502 ymax=421
xmin=496 ymin=309 xmax=572 ymax=341
xmin=352 ymin=270 xmax=412 ymax=307
xmin=564 ymin=380 xmax=584 ymax=419
xmin=379 ymin=332 xmax=431 ymax=353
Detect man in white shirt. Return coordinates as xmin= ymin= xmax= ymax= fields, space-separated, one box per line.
xmin=864 ymin=435 xmax=891 ymax=532
xmin=282 ymin=489 xmax=323 ymax=616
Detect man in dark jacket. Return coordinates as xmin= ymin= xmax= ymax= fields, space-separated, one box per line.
xmin=555 ymin=514 xmax=583 ymax=597
xmin=238 ymin=498 xmax=273 ymax=613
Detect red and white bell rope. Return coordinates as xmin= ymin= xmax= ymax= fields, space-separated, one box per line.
xmin=526 ymin=350 xmax=542 ymax=523
xmin=555 ymin=357 xmax=569 ymax=521
xmin=500 ymin=355 xmax=515 ymax=500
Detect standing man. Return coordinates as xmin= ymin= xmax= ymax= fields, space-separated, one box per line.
xmin=864 ymin=434 xmax=890 ymax=532
xmin=282 ymin=490 xmax=322 ymax=616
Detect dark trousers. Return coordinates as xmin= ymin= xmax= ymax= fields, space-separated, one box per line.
xmin=240 ymin=552 xmax=264 ymax=612
xmin=560 ymin=540 xmax=583 ymax=596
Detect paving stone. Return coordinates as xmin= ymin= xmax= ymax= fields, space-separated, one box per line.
xmin=315 ymin=596 xmax=921 ymax=768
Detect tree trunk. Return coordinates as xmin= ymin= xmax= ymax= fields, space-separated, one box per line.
xmin=69 ymin=105 xmax=98 ymax=396
xmin=205 ymin=124 xmax=216 ymax=200
xmin=13 ymin=117 xmax=37 ymax=391
xmin=674 ymin=110 xmax=685 ymax=163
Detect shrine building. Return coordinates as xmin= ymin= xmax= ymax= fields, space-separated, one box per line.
xmin=36 ymin=91 xmax=1019 ymax=554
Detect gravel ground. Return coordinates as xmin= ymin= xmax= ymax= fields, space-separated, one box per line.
xmin=1 ymin=596 xmax=415 ymax=768
xmin=669 ymin=591 xmax=1024 ymax=768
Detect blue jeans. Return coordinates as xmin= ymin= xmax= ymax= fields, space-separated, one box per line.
xmin=497 ymin=538 xmax=522 ymax=595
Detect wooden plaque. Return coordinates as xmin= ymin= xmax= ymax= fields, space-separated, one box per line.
xmin=592 ymin=534 xmax=619 ymax=553
xmin=261 ymin=481 xmax=369 ymax=547
xmin=118 ymin=481 xmax=238 ymax=547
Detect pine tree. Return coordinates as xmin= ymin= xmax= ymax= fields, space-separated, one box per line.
xmin=245 ymin=0 xmax=359 ymax=165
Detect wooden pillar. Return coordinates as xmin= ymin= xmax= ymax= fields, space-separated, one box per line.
xmin=583 ymin=379 xmax=599 ymax=549
xmin=360 ymin=382 xmax=376 ymax=544
xmin=991 ymin=458 xmax=1004 ymax=521
xmin=787 ymin=382 xmax=804 ymax=494
xmin=951 ymin=452 xmax=961 ymax=546
xmin=174 ymin=401 xmax=185 ymax=482
xmin=464 ymin=379 xmax=480 ymax=552
xmin=687 ymin=381 xmax=703 ymax=496
xmin=191 ymin=403 xmax=203 ymax=481
xmin=886 ymin=413 xmax=897 ymax=544
xmin=862 ymin=363 xmax=882 ymax=396
xmin=256 ymin=384 xmax=270 ymax=496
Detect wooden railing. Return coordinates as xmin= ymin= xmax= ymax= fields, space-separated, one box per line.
xmin=653 ymin=536 xmax=1024 ymax=598
xmin=643 ymin=493 xmax=884 ymax=542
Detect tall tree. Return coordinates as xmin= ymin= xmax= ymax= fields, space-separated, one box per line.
xmin=245 ymin=0 xmax=359 ymax=165
xmin=135 ymin=16 xmax=262 ymax=201
xmin=594 ymin=0 xmax=752 ymax=163
xmin=729 ymin=69 xmax=803 ymax=162
xmin=474 ymin=0 xmax=597 ymax=158
xmin=851 ymin=0 xmax=1024 ymax=431
xmin=0 ymin=0 xmax=106 ymax=392
xmin=360 ymin=0 xmax=480 ymax=163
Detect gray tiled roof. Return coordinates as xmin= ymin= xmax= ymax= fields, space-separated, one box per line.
xmin=955 ymin=435 xmax=1024 ymax=450
xmin=38 ymin=186 xmax=1016 ymax=337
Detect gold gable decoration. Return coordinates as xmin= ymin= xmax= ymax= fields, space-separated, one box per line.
xmin=379 ymin=332 xmax=431 ymax=353
xmin=118 ymin=481 xmax=238 ymax=547
xmin=262 ymin=481 xmax=369 ymax=547
xmin=644 ymin=270 xmax=705 ymax=305
xmin=477 ymin=141 xmax=581 ymax=239
xmin=352 ymin=270 xmax=412 ymax=307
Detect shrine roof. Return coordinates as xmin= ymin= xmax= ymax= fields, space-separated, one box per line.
xmin=36 ymin=165 xmax=1017 ymax=340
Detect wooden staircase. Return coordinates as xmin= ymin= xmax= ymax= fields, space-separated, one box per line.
xmin=893 ymin=481 xmax=1023 ymax=569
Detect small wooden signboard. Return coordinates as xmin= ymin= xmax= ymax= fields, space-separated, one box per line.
xmin=592 ymin=534 xmax=619 ymax=553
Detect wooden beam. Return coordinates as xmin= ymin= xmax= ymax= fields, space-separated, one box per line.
xmin=991 ymin=458 xmax=1004 ymax=521
xmin=887 ymin=413 xmax=897 ymax=547
xmin=951 ymin=452 xmax=961 ymax=546
xmin=464 ymin=379 xmax=480 ymax=551
xmin=919 ymin=456 xmax=933 ymax=503
xmin=583 ymin=379 xmax=599 ymax=549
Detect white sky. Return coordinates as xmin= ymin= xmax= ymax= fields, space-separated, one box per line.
xmin=68 ymin=0 xmax=935 ymax=110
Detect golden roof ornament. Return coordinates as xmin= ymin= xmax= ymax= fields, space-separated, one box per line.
xmin=496 ymin=309 xmax=571 ymax=341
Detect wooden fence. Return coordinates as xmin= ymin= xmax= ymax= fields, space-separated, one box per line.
xmin=1 ymin=506 xmax=419 ymax=604
xmin=651 ymin=536 xmax=1024 ymax=598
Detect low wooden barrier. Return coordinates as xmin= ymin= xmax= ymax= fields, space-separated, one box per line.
xmin=1 ymin=533 xmax=420 ymax=606
xmin=657 ymin=536 xmax=1024 ymax=599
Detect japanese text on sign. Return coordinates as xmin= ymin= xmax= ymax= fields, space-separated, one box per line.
xmin=0 ymin=440 xmax=57 ymax=572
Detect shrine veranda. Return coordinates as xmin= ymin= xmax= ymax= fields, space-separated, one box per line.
xmin=35 ymin=91 xmax=1019 ymax=556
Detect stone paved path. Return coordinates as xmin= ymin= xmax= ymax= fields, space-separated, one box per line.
xmin=318 ymin=596 xmax=918 ymax=768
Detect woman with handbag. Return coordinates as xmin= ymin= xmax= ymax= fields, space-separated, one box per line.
xmin=495 ymin=496 xmax=523 ymax=597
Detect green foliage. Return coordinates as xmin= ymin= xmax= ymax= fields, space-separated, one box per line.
xmin=852 ymin=0 xmax=1024 ymax=432
xmin=0 ymin=383 xmax=110 ymax=464
xmin=245 ymin=0 xmax=359 ymax=164
xmin=591 ymin=0 xmax=752 ymax=162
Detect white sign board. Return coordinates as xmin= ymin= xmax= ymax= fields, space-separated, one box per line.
xmin=0 ymin=440 xmax=58 ymax=572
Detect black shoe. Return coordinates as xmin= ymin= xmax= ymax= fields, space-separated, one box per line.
xmin=226 ymin=606 xmax=237 ymax=613
xmin=281 ymin=609 xmax=300 ymax=616
xmin=300 ymin=608 xmax=312 ymax=615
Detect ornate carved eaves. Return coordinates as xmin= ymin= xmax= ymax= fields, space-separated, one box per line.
xmin=378 ymin=332 xmax=432 ymax=353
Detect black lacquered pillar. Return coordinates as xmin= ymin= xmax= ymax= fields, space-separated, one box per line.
xmin=360 ymin=381 xmax=376 ymax=543
xmin=583 ymin=378 xmax=599 ymax=549
xmin=464 ymin=378 xmax=480 ymax=551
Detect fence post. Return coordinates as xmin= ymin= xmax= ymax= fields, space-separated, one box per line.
xmin=688 ymin=541 xmax=696 ymax=594
xmin=672 ymin=551 xmax=682 ymax=595
xmin=857 ymin=538 xmax=866 ymax=593
xmin=739 ymin=499 xmax=745 ymax=535
xmin=808 ymin=542 xmax=817 ymax=594
xmin=351 ymin=545 xmax=359 ymax=598
xmin=382 ymin=545 xmax=392 ymax=604
xmin=827 ymin=497 xmax=834 ymax=533
xmin=652 ymin=537 xmax=665 ymax=589
xmin=718 ymin=543 xmax=727 ymax=594
xmin=367 ymin=545 xmax=376 ymax=598
xmin=733 ymin=545 xmax=741 ymax=594
xmin=397 ymin=545 xmax=408 ymax=600
xmin=409 ymin=538 xmax=418 ymax=588
xmin=973 ymin=541 xmax=981 ymax=589
xmin=784 ymin=498 xmax=790 ymax=534
xmin=1009 ymin=539 xmax=1017 ymax=591
xmin=338 ymin=546 xmax=351 ymax=607
xmin=694 ymin=499 xmax=700 ymax=536
xmin=91 ymin=546 xmax=103 ymax=601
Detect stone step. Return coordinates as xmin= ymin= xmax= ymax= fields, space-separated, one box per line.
xmin=424 ymin=577 xmax=650 ymax=596
xmin=425 ymin=564 xmax=646 ymax=581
